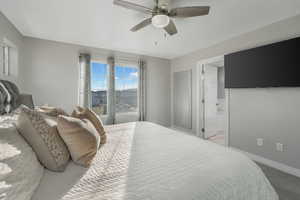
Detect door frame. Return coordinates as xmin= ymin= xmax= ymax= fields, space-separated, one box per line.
xmin=196 ymin=55 xmax=230 ymax=147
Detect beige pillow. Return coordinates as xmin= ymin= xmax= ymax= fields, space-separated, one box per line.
xmin=72 ymin=106 xmax=107 ymax=145
xmin=16 ymin=106 xmax=70 ymax=172
xmin=57 ymin=115 xmax=100 ymax=167
xmin=37 ymin=106 xmax=69 ymax=117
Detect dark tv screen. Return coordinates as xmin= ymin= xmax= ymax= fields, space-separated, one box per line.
xmin=225 ymin=37 xmax=300 ymax=88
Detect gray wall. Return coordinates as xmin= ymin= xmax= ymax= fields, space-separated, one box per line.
xmin=171 ymin=14 xmax=300 ymax=168
xmin=21 ymin=37 xmax=171 ymax=127
xmin=0 ymin=11 xmax=171 ymax=127
xmin=230 ymin=88 xmax=300 ymax=169
xmin=171 ymin=14 xmax=300 ymax=133
xmin=0 ymin=11 xmax=23 ymax=85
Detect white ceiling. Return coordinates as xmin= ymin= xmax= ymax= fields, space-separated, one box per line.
xmin=1 ymin=0 xmax=300 ymax=59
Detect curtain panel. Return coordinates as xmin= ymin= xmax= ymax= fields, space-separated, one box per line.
xmin=106 ymin=57 xmax=115 ymax=125
xmin=78 ymin=53 xmax=91 ymax=108
xmin=78 ymin=54 xmax=146 ymax=124
xmin=138 ymin=60 xmax=146 ymax=121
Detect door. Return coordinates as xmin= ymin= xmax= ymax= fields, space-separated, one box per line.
xmin=114 ymin=65 xmax=139 ymax=123
xmin=90 ymin=62 xmax=139 ymax=124
xmin=174 ymin=70 xmax=192 ymax=129
xmin=202 ymin=65 xmax=219 ymax=138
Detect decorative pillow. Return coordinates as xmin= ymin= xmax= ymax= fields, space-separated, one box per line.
xmin=16 ymin=106 xmax=70 ymax=172
xmin=72 ymin=106 xmax=107 ymax=145
xmin=37 ymin=105 xmax=69 ymax=117
xmin=57 ymin=115 xmax=100 ymax=167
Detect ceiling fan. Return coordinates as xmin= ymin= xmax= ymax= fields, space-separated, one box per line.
xmin=113 ymin=0 xmax=210 ymax=36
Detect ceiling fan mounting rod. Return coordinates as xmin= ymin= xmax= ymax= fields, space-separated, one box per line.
xmin=152 ymin=7 xmax=168 ymax=17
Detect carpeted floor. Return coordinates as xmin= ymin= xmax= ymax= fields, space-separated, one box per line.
xmin=257 ymin=163 xmax=300 ymax=200
xmin=208 ymin=136 xmax=300 ymax=200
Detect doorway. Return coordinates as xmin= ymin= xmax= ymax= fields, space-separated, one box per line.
xmin=200 ymin=57 xmax=228 ymax=146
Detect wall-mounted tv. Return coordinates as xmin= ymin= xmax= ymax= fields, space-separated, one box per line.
xmin=225 ymin=37 xmax=300 ymax=88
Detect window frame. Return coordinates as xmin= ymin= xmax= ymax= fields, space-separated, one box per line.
xmin=90 ymin=61 xmax=109 ymax=117
xmin=90 ymin=60 xmax=140 ymax=124
xmin=114 ymin=64 xmax=139 ymax=115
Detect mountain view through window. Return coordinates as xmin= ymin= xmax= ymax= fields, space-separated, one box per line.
xmin=91 ymin=62 xmax=138 ymax=116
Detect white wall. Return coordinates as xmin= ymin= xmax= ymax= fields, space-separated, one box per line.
xmin=146 ymin=57 xmax=171 ymax=126
xmin=0 ymin=11 xmax=23 ymax=85
xmin=171 ymin=14 xmax=300 ymax=169
xmin=21 ymin=37 xmax=171 ymax=127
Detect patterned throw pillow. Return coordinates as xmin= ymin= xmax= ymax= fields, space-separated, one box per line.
xmin=37 ymin=106 xmax=69 ymax=117
xmin=57 ymin=115 xmax=100 ymax=167
xmin=16 ymin=105 xmax=70 ymax=172
xmin=72 ymin=106 xmax=107 ymax=145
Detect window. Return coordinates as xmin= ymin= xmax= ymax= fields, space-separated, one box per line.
xmin=1 ymin=45 xmax=11 ymax=76
xmin=90 ymin=61 xmax=139 ymax=123
xmin=91 ymin=62 xmax=108 ymax=115
xmin=0 ymin=38 xmax=18 ymax=77
xmin=115 ymin=65 xmax=138 ymax=114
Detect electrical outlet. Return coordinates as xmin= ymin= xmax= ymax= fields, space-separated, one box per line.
xmin=257 ymin=138 xmax=263 ymax=146
xmin=276 ymin=143 xmax=284 ymax=152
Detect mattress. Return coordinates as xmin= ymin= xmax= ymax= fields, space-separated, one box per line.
xmin=32 ymin=122 xmax=278 ymax=200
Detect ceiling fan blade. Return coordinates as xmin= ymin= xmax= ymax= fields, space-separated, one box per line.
xmin=164 ymin=20 xmax=178 ymax=36
xmin=169 ymin=6 xmax=210 ymax=18
xmin=113 ymin=0 xmax=153 ymax=14
xmin=131 ymin=18 xmax=152 ymax=32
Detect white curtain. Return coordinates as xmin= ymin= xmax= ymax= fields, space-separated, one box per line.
xmin=106 ymin=57 xmax=115 ymax=125
xmin=0 ymin=46 xmax=3 ymax=75
xmin=138 ymin=60 xmax=146 ymax=121
xmin=78 ymin=53 xmax=91 ymax=108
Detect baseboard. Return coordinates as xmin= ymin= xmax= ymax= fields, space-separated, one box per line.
xmin=171 ymin=126 xmax=194 ymax=134
xmin=232 ymin=148 xmax=300 ymax=178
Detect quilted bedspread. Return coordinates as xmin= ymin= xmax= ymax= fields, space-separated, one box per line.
xmin=0 ymin=113 xmax=44 ymax=200
xmin=32 ymin=122 xmax=278 ymax=200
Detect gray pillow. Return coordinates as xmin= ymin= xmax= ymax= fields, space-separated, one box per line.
xmin=16 ymin=106 xmax=70 ymax=172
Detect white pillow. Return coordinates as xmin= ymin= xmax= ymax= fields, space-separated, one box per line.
xmin=0 ymin=125 xmax=44 ymax=200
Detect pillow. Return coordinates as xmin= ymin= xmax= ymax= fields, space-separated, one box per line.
xmin=72 ymin=106 xmax=107 ymax=145
xmin=37 ymin=105 xmax=69 ymax=117
xmin=57 ymin=115 xmax=100 ymax=167
xmin=16 ymin=106 xmax=70 ymax=172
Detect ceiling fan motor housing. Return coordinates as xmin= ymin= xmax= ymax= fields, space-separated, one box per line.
xmin=113 ymin=0 xmax=210 ymax=36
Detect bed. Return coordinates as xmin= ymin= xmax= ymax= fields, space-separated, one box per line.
xmin=29 ymin=121 xmax=278 ymax=200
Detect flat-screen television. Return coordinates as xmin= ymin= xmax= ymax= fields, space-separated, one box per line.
xmin=225 ymin=37 xmax=300 ymax=88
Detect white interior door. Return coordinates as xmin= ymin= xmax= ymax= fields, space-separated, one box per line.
xmin=174 ymin=70 xmax=192 ymax=129
xmin=203 ymin=65 xmax=219 ymax=138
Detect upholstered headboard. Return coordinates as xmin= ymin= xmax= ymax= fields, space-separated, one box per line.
xmin=0 ymin=80 xmax=34 ymax=114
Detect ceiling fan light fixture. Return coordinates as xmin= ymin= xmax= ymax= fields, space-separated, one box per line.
xmin=152 ymin=14 xmax=170 ymax=28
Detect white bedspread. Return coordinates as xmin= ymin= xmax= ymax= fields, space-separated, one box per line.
xmin=32 ymin=122 xmax=278 ymax=200
xmin=0 ymin=113 xmax=44 ymax=200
